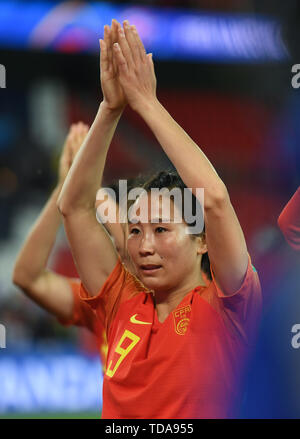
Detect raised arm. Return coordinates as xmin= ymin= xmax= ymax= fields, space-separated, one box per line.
xmin=12 ymin=123 xmax=89 ymax=320
xmin=57 ymin=21 xmax=126 ymax=296
xmin=278 ymin=187 xmax=300 ymax=250
xmin=113 ymin=21 xmax=248 ymax=296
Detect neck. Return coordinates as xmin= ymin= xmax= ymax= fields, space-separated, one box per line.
xmin=153 ymin=271 xmax=206 ymax=323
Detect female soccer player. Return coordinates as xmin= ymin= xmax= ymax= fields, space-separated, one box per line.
xmin=58 ymin=20 xmax=262 ymax=418
xmin=278 ymin=187 xmax=300 ymax=250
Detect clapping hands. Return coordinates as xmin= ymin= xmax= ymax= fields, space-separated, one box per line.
xmin=100 ymin=20 xmax=157 ymax=113
xmin=58 ymin=122 xmax=89 ymax=184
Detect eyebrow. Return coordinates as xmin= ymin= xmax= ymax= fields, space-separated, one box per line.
xmin=128 ymin=217 xmax=173 ymax=224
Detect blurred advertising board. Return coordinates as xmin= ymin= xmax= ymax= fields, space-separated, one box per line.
xmin=0 ymin=348 xmax=103 ymax=414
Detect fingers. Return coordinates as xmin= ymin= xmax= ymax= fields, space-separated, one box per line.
xmin=106 ymin=19 xmax=147 ymax=71
xmin=111 ymin=19 xmax=120 ymax=73
xmin=113 ymin=42 xmax=129 ymax=75
xmin=147 ymin=52 xmax=155 ymax=75
xmin=59 ymin=122 xmax=88 ymax=179
xmin=70 ymin=123 xmax=88 ymax=160
xmin=73 ymin=122 xmax=89 ymax=141
xmin=130 ymin=24 xmax=147 ymax=62
xmin=68 ymin=122 xmax=88 ymax=147
xmin=123 ymin=21 xmax=145 ymax=64
xmin=111 ymin=19 xmax=119 ymax=44
xmin=104 ymin=25 xmax=113 ymax=71
xmin=99 ymin=39 xmax=109 ymax=74
xmin=116 ymin=24 xmax=134 ymax=70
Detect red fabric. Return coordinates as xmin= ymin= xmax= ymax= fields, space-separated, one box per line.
xmin=58 ymin=279 xmax=107 ymax=368
xmin=52 ymin=247 xmax=107 ymax=356
xmin=278 ymin=187 xmax=300 ymax=250
xmin=79 ymin=258 xmax=262 ymax=419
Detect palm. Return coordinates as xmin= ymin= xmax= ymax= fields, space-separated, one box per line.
xmin=100 ymin=22 xmax=126 ymax=110
xmin=101 ymin=63 xmax=125 ymax=108
xmin=59 ymin=123 xmax=89 ymax=183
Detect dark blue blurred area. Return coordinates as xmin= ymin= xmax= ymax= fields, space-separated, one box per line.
xmin=241 ymin=250 xmax=300 ymax=418
xmin=0 ymin=1 xmax=288 ymax=61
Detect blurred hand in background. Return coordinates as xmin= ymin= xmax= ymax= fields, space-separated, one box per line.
xmin=58 ymin=122 xmax=89 ymax=185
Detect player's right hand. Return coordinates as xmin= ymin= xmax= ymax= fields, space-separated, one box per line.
xmin=112 ymin=20 xmax=156 ymax=114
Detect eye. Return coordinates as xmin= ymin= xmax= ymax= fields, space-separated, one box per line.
xmin=155 ymin=226 xmax=167 ymax=233
xmin=130 ymin=227 xmax=140 ymax=235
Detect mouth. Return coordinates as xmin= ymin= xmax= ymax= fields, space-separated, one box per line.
xmin=139 ymin=264 xmax=162 ymax=274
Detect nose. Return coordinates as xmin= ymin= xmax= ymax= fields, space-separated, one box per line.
xmin=139 ymin=231 xmax=155 ymax=256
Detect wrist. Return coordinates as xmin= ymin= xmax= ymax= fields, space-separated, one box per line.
xmin=135 ymin=96 xmax=161 ymax=118
xmin=100 ymin=100 xmax=126 ymax=116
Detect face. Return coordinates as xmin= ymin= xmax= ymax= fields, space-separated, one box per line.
xmin=126 ymin=192 xmax=205 ymax=293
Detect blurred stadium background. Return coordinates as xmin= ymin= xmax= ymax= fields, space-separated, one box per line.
xmin=1 ymin=0 xmax=300 ymax=418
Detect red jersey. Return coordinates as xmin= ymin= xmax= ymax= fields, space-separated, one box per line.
xmin=58 ymin=279 xmax=107 ymax=368
xmin=278 ymin=187 xmax=300 ymax=250
xmin=79 ymin=257 xmax=262 ymax=419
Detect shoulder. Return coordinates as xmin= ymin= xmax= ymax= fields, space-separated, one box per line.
xmin=79 ymin=258 xmax=148 ymax=307
xmin=193 ymin=257 xmax=262 ymax=343
xmin=210 ymin=254 xmax=261 ymax=302
xmin=198 ymin=256 xmax=262 ymax=322
xmin=278 ymin=187 xmax=300 ymax=250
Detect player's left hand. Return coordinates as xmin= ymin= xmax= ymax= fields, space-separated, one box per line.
xmin=100 ymin=20 xmax=127 ymax=111
xmin=112 ymin=20 xmax=157 ymax=113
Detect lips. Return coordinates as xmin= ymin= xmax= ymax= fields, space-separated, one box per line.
xmin=139 ymin=264 xmax=162 ymax=275
xmin=140 ymin=264 xmax=162 ymax=270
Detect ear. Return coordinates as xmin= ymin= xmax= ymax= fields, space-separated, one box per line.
xmin=195 ymin=234 xmax=208 ymax=255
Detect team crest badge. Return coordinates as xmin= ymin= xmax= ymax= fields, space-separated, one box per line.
xmin=173 ymin=305 xmax=191 ymax=335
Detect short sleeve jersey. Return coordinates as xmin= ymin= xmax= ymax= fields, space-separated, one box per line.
xmin=79 ymin=257 xmax=262 ymax=419
xmin=278 ymin=187 xmax=300 ymax=250
xmin=58 ymin=279 xmax=107 ymax=368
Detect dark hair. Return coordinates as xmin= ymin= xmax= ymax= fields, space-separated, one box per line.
xmin=106 ymin=175 xmax=146 ymax=203
xmin=142 ymin=169 xmax=211 ymax=281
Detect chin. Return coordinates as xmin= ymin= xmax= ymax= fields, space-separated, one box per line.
xmin=141 ymin=277 xmax=170 ymax=293
xmin=140 ymin=276 xmax=160 ymax=290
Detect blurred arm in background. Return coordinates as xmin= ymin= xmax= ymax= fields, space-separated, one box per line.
xmin=57 ymin=21 xmax=127 ymax=297
xmin=12 ymin=123 xmax=90 ymax=321
xmin=278 ymin=187 xmax=300 ymax=250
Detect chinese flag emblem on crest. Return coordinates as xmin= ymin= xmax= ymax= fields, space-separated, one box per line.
xmin=172 ymin=305 xmax=191 ymax=335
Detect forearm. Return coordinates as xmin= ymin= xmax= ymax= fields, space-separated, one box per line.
xmin=13 ymin=185 xmax=62 ymax=287
xmin=138 ymin=99 xmax=227 ymax=206
xmin=58 ymin=102 xmax=123 ymax=215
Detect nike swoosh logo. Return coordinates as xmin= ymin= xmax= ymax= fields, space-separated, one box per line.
xmin=130 ymin=314 xmax=151 ymax=325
